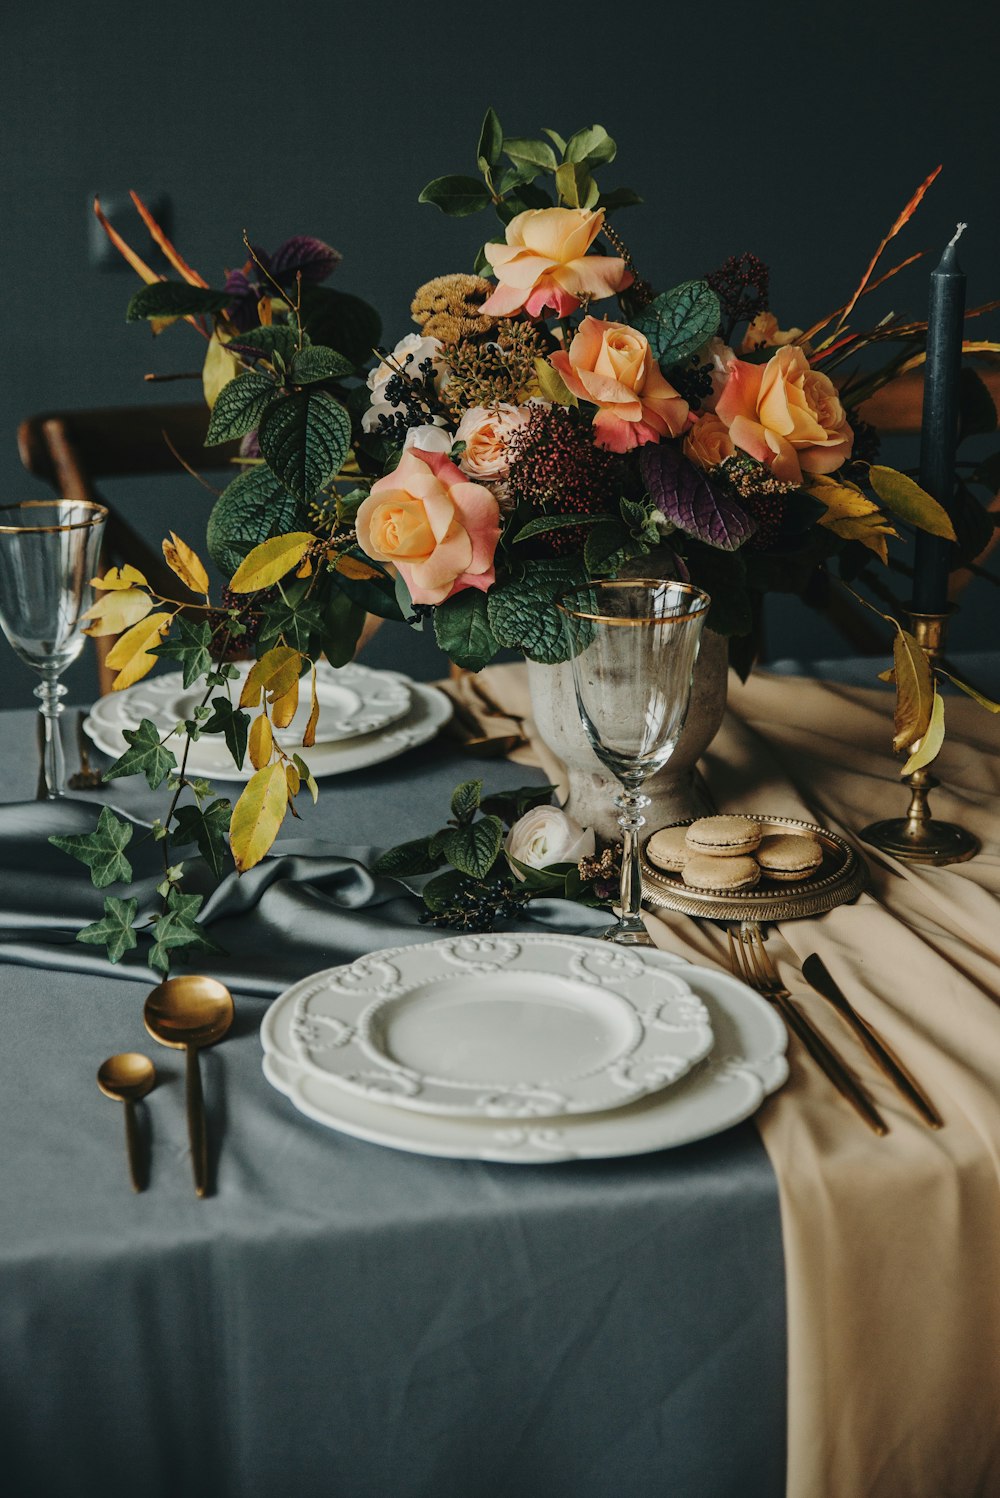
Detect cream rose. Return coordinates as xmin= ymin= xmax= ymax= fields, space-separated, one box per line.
xmin=550 ymin=317 xmax=689 ymax=452
xmin=480 ymin=207 xmax=631 ymax=319
xmin=505 ymin=806 xmax=595 ymax=879
xmin=683 ymin=412 xmax=736 ymax=470
xmin=715 ymin=345 xmax=854 ymax=483
xmin=454 ymin=404 xmax=533 ymax=481
xmin=355 ymin=447 xmax=501 ymax=605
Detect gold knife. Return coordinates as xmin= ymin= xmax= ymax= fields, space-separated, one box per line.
xmin=802 ymin=954 xmax=943 ymax=1128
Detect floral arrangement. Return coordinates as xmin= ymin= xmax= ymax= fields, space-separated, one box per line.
xmin=53 ymin=126 xmax=1000 ymax=968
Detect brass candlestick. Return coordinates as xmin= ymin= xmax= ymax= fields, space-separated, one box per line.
xmin=863 ymin=611 xmax=980 ymax=866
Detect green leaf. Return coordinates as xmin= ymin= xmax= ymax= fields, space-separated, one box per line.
xmin=148 ymin=888 xmax=220 ymax=975
xmin=496 ymin=183 xmax=553 ymax=222
xmin=372 ymin=837 xmax=444 ymax=878
xmin=321 ymin=588 xmax=366 ymax=668
xmin=511 ymin=513 xmax=607 ymax=544
xmin=959 ymin=367 xmax=997 ymax=440
xmin=126 ymin=282 xmax=230 ymax=323
xmin=450 ymin=779 xmax=482 ymax=824
xmin=477 ymin=107 xmax=503 ymax=170
xmin=104 ymin=719 xmax=177 ymax=791
xmin=422 ymin=868 xmax=469 ymax=914
xmin=684 ymin=547 xmax=751 ymax=637
xmin=202 ymin=696 xmax=250 ymax=769
xmin=206 ymin=465 xmax=306 ymax=578
xmin=564 ymin=125 xmax=617 ymax=168
xmin=418 ymin=175 xmax=492 ymax=217
xmin=205 ymin=371 xmax=279 ymax=445
xmin=597 ymin=187 xmax=643 ymax=212
xmin=868 ymin=466 xmax=957 ymax=540
xmin=503 ymin=137 xmax=558 ymax=172
xmin=439 ymin=816 xmax=505 ymax=878
xmin=542 ymin=128 xmax=567 ymax=154
xmin=631 ymin=280 xmax=722 ymax=370
xmin=291 ymin=345 xmax=354 ymax=384
xmin=479 ymin=784 xmax=558 ymax=823
xmin=77 ymin=896 xmax=139 ymax=963
xmin=555 ymin=161 xmax=599 ymax=210
xmin=258 ymin=389 xmax=351 ymax=501
xmin=171 ymin=798 xmax=232 ymax=879
xmin=473 ymin=243 xmax=493 ymax=277
xmin=227 ymin=324 xmax=298 ymax=366
xmin=258 ymin=580 xmax=326 ymax=654
xmin=486 ymin=561 xmax=583 ymax=664
xmin=50 ymin=806 xmax=134 ymax=889
xmin=299 ymin=286 xmax=382 ymax=366
xmin=149 ymin=616 xmax=213 ymax=689
xmin=432 ymin=589 xmax=499 ymax=671
xmin=584 ymin=520 xmax=633 ymax=576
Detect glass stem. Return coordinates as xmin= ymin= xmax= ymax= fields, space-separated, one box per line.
xmin=614 ymin=786 xmax=650 ymax=937
xmin=34 ymin=671 xmax=67 ymax=799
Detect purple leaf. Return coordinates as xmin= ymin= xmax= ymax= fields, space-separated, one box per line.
xmin=268 ymin=236 xmax=341 ymax=286
xmin=641 ymin=445 xmax=756 ymax=552
xmin=223 ymin=268 xmax=262 ymax=331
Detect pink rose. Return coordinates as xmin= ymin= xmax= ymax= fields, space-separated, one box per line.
xmin=480 ymin=207 xmax=631 ymax=319
xmin=715 ymin=346 xmax=854 ymax=483
xmin=550 ymin=317 xmax=689 ymax=453
xmin=356 ymin=448 xmax=501 ymax=605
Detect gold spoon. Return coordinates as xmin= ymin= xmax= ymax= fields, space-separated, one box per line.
xmin=97 ymin=1053 xmax=156 ymax=1192
xmin=143 ymin=976 xmax=234 ymax=1199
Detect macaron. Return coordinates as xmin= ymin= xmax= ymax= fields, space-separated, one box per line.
xmin=682 ymin=854 xmax=761 ymax=892
xmin=685 ymin=816 xmax=763 ymax=858
xmin=646 ymin=825 xmax=690 ymax=873
xmin=756 ymin=833 xmax=823 ymax=882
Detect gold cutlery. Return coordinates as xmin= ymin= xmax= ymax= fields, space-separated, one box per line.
xmin=97 ymin=1053 xmax=157 ymax=1192
xmin=802 ymin=954 xmax=943 ymax=1128
xmin=68 ymin=710 xmax=104 ymax=790
xmin=143 ymin=976 xmax=234 ymax=1198
xmin=729 ymin=926 xmax=888 ymax=1136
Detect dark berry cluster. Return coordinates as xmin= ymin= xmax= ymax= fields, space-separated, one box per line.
xmin=209 ymin=586 xmax=267 ymax=660
xmin=506 ymin=405 xmax=619 ymax=555
xmin=419 ymin=873 xmax=530 ymax=932
xmin=669 ymin=354 xmax=716 ymax=412
xmin=373 ymin=354 xmax=447 ymax=440
xmin=706 ymin=253 xmax=770 ymax=337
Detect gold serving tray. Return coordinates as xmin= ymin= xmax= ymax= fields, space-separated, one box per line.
xmin=640 ymin=814 xmax=868 ymax=923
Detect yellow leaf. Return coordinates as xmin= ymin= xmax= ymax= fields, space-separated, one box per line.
xmin=285 ymin=762 xmax=301 ymax=798
xmin=936 ymin=667 xmax=1000 ymax=713
xmin=295 ymin=556 xmax=314 ymax=580
xmin=902 ymin=690 xmax=945 ymax=774
xmin=248 ymin=713 xmax=273 ymax=770
xmin=533 ymin=356 xmax=578 ymax=408
xmin=302 ymin=666 xmax=320 ymax=749
xmin=82 ymin=587 xmax=153 ymax=637
xmin=892 ymin=627 xmax=934 ymax=751
xmin=334 ymin=554 xmax=380 ymax=581
xmin=229 ymin=533 xmax=314 ymax=594
xmin=104 ymin=611 xmax=172 ymax=691
xmin=229 ymin=763 xmax=288 ymax=873
xmin=869 ymin=466 xmax=957 ymax=542
xmin=809 ymin=473 xmax=879 ymax=521
xmin=239 ymin=646 xmax=302 ymax=708
xmin=92 ymin=563 xmax=148 ymax=592
xmin=162 ymin=532 xmax=210 ymax=597
xmin=202 ymin=331 xmax=241 ymax=409
xmin=270 ymin=677 xmax=299 ymax=729
xmin=293 ymin=754 xmax=319 ymax=805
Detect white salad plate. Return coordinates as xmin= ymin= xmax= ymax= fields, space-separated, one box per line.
xmin=261 ymin=935 xmax=715 ymax=1119
xmin=261 ymin=951 xmax=789 ymax=1163
xmin=84 ymin=669 xmax=452 ymax=782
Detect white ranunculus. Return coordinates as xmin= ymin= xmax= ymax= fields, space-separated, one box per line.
xmin=505 ymin=806 xmax=596 ymax=880
xmin=693 ymin=336 xmax=737 ymax=412
xmin=402 ymin=424 xmax=454 ymax=454
xmin=454 ymin=403 xmax=532 ymax=481
xmin=367 ymin=334 xmax=447 ymax=394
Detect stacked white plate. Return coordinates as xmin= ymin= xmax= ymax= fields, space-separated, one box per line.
xmin=260 ymin=933 xmax=789 ymax=1163
xmin=83 ymin=660 xmax=453 ymax=780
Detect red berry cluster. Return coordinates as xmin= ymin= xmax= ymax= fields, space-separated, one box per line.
xmin=505 ymin=405 xmax=619 ymax=556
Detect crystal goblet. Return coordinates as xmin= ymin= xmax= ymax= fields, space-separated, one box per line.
xmin=0 ymin=500 xmax=107 ymax=798
xmin=558 ymin=579 xmax=710 ymax=946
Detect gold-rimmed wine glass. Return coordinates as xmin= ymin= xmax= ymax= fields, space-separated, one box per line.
xmin=0 ymin=500 xmax=107 ymax=798
xmin=558 ymin=579 xmax=710 ymax=946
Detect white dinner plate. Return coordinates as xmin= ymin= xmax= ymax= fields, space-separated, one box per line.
xmin=262 ymin=935 xmax=714 ymax=1118
xmin=84 ymin=672 xmax=452 ymax=781
xmin=261 ymin=955 xmax=788 ymax=1163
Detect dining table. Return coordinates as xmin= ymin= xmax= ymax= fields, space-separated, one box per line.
xmin=1 ymin=653 xmax=998 ymax=1498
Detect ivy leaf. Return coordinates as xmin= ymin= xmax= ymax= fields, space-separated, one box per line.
xmin=104 ymin=718 xmax=177 ymax=791
xmin=372 ymin=838 xmax=444 ymax=878
xmin=50 ymin=806 xmax=133 ymax=889
xmin=258 ymin=587 xmax=326 ymax=654
xmin=432 ymin=589 xmax=498 ymax=671
xmin=171 ymin=798 xmax=233 ymax=879
xmin=892 ymin=627 xmax=935 ymax=751
xmin=205 ymin=371 xmax=279 ymax=445
xmin=641 ymin=445 xmax=756 ymax=551
xmin=450 ymin=779 xmax=482 ymax=824
xmin=438 ymin=816 xmax=505 ymax=879
xmin=476 ymin=107 xmax=503 ymax=171
xmin=206 ymin=465 xmax=307 ymax=577
xmin=201 ymin=697 xmax=249 ymax=769
xmin=149 ymin=616 xmax=214 ymax=688
xmin=418 ymin=175 xmax=492 ymax=217
xmin=868 ymin=466 xmax=957 ymax=540
xmin=148 ymin=888 xmax=220 ymax=975
xmin=126 ymin=282 xmax=230 ymax=323
xmin=487 ymin=560 xmax=583 ymax=664
xmin=258 ymin=390 xmax=351 ymax=501
xmin=631 ymin=280 xmax=721 ymax=369
xmin=291 ymin=345 xmax=354 ymax=384
xmin=77 ymin=896 xmax=139 ymax=963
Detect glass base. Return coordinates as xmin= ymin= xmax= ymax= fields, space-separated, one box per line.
xmin=601 ymin=920 xmax=654 ymax=947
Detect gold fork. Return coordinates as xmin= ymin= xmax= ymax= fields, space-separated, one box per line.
xmin=729 ymin=925 xmax=888 ymax=1136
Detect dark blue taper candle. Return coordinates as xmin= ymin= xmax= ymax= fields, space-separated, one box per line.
xmin=912 ymin=224 xmax=967 ymax=613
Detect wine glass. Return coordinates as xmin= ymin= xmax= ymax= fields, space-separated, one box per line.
xmin=0 ymin=500 xmax=107 ymax=798
xmin=558 ymin=579 xmax=710 ymax=946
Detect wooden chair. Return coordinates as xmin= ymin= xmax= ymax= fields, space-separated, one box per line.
xmin=18 ymin=404 xmax=239 ymax=694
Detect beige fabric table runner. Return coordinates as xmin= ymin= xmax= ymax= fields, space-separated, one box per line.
xmin=443 ymin=664 xmax=1000 ymax=1498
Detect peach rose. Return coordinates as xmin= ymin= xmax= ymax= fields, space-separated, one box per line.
xmin=684 ymin=412 xmax=736 ymax=470
xmin=550 ymin=317 xmax=689 ymax=453
xmin=740 ymin=311 xmax=806 ymax=354
xmin=715 ymin=346 xmax=854 ymax=483
xmin=480 ymin=207 xmax=631 ymax=319
xmin=356 ymin=447 xmax=501 ymax=605
xmin=454 ymin=403 xmax=533 ymax=481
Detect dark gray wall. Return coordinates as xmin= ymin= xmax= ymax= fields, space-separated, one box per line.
xmin=4 ymin=0 xmax=999 ymax=709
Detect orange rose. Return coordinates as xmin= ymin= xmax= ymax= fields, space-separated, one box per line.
xmin=356 ymin=448 xmax=501 ymax=605
xmin=550 ymin=317 xmax=689 ymax=452
xmin=740 ymin=311 xmax=805 ymax=354
xmin=480 ymin=207 xmax=631 ymax=319
xmin=715 ymin=346 xmax=854 ymax=483
xmin=683 ymin=412 xmax=736 ymax=470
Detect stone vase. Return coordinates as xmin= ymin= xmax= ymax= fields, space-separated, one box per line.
xmin=526 ymin=629 xmax=729 ymax=840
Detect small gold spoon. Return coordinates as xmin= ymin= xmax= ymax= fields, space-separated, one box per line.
xmin=97 ymin=1053 xmax=156 ymax=1192
xmin=143 ymin=976 xmax=234 ymax=1199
